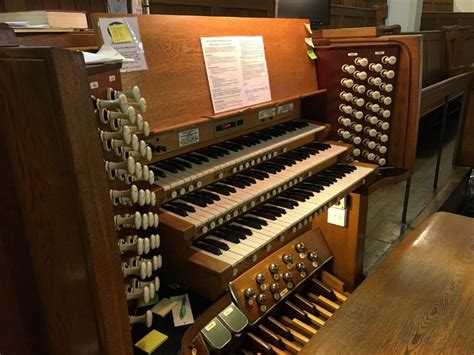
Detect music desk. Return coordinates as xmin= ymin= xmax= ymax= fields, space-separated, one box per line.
xmin=303 ymin=212 xmax=474 ymax=354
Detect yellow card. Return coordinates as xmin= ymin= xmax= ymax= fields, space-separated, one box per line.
xmin=135 ymin=330 xmax=168 ymax=354
xmin=307 ymin=49 xmax=318 ymax=60
xmin=109 ymin=23 xmax=133 ymax=44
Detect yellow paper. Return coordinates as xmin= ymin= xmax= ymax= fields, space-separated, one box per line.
xmin=307 ymin=49 xmax=318 ymax=60
xmin=135 ymin=330 xmax=168 ymax=354
xmin=109 ymin=23 xmax=133 ymax=44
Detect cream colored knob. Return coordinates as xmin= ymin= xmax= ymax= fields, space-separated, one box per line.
xmin=129 ymin=310 xmax=152 ymax=327
xmin=110 ymin=134 xmax=140 ymax=151
xmin=150 ymin=234 xmax=160 ymax=249
xmin=367 ymin=140 xmax=376 ymax=149
xmin=378 ymin=145 xmax=388 ymax=154
xmin=381 ymin=109 xmax=391 ymax=118
xmin=381 ymin=122 xmax=390 ymax=130
xmin=369 ymin=63 xmax=383 ymax=72
xmin=367 ymin=152 xmax=375 ymax=160
xmin=352 ymin=136 xmax=362 ymax=145
xmin=137 ymin=276 xmax=160 ymax=293
xmin=382 ymin=69 xmax=395 ymax=79
xmin=382 ymin=83 xmax=394 ymax=93
xmin=368 ymin=90 xmax=381 ymax=100
xmin=96 ymin=94 xmax=128 ymax=112
xmin=353 ymin=97 xmax=365 ymax=107
xmin=353 ymin=111 xmax=364 ymax=119
xmin=371 ymin=103 xmax=380 ymax=112
xmin=381 ymin=96 xmax=392 ymax=105
xmin=353 ymin=84 xmax=366 ymax=94
xmin=112 ymin=86 xmax=141 ymax=102
xmin=114 ymin=212 xmax=142 ymax=230
xmin=369 ymin=77 xmax=383 ymax=86
xmin=378 ymin=158 xmax=387 ymax=166
xmin=352 ymin=123 xmax=363 ymax=132
xmin=339 ymin=104 xmax=353 ymax=115
xmin=122 ymin=260 xmax=148 ymax=279
xmin=110 ymin=185 xmax=140 ymax=204
xmin=382 ymin=55 xmax=397 ymax=65
xmin=118 ymin=236 xmax=145 ymax=255
xmin=353 ymin=148 xmax=361 ymax=157
xmin=354 ymin=71 xmax=367 ymax=80
xmin=126 ymin=285 xmax=150 ymax=303
xmin=105 ymin=156 xmax=136 ymax=179
xmin=355 ymin=57 xmax=369 ymax=67
xmin=379 ymin=134 xmax=389 ymax=142
xmin=338 ymin=116 xmax=352 ymax=127
xmin=340 ymin=91 xmax=353 ymax=101
xmin=341 ymin=78 xmax=354 ymax=88
xmin=342 ymin=64 xmax=356 ymax=74
xmin=129 ymin=97 xmax=147 ymax=112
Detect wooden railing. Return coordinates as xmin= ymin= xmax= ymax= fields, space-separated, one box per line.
xmin=421 ymin=11 xmax=474 ymax=30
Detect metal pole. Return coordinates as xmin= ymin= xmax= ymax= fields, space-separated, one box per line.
xmin=433 ymin=96 xmax=449 ymax=190
xmin=401 ymin=177 xmax=411 ymax=225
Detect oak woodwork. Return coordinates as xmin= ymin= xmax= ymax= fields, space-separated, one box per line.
xmin=454 ymin=73 xmax=474 ymax=167
xmin=91 ymin=14 xmax=320 ymax=134
xmin=304 ymin=212 xmax=474 ymax=354
xmin=312 ymin=192 xmax=368 ymax=290
xmin=0 ymin=46 xmax=131 ymax=354
xmin=0 ymin=0 xmax=107 ymax=12
xmin=421 ymin=11 xmax=474 ymax=31
xmin=423 ymin=0 xmax=453 ymax=12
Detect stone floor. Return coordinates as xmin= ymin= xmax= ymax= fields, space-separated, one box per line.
xmin=362 ymin=114 xmax=460 ymax=276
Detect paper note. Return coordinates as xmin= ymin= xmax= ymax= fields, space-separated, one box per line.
xmin=305 ymin=37 xmax=315 ymax=48
xmin=201 ymin=36 xmax=272 ymax=114
xmin=98 ymin=17 xmax=148 ymax=72
xmin=304 ymin=23 xmax=313 ymax=34
xmin=109 ymin=23 xmax=133 ymax=43
xmin=135 ymin=330 xmax=168 ymax=354
xmin=307 ymin=49 xmax=318 ymax=60
xmin=170 ymin=294 xmax=194 ymax=327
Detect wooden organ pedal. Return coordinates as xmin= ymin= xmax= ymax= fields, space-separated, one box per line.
xmin=0 ymin=14 xmax=420 ymax=355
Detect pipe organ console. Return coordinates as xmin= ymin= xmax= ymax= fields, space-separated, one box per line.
xmin=0 ymin=15 xmax=420 ymax=355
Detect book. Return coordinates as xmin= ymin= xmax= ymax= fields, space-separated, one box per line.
xmin=0 ymin=10 xmax=88 ymax=29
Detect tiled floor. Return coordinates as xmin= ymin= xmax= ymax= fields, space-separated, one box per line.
xmin=362 ymin=116 xmax=459 ymax=276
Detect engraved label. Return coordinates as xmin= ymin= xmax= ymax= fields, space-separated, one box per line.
xmin=179 ymin=128 xmax=199 ymax=147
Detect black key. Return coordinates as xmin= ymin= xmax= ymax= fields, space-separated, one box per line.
xmin=223 ymin=179 xmax=246 ymax=189
xmin=227 ymin=225 xmax=253 ymax=236
xmin=216 ymin=142 xmax=242 ymax=152
xmin=181 ymin=195 xmax=207 ymax=208
xmin=214 ymin=231 xmax=241 ymax=244
xmin=220 ymin=227 xmax=247 ymax=240
xmin=194 ymin=241 xmax=221 ymax=255
xmin=198 ymin=149 xmax=219 ymax=159
xmin=273 ymin=157 xmax=296 ymax=166
xmin=172 ymin=158 xmax=192 ymax=169
xmin=180 ymin=154 xmax=203 ymax=165
xmin=207 ymin=146 xmax=228 ymax=156
xmin=156 ymin=162 xmax=179 ymax=174
xmin=265 ymin=162 xmax=285 ymax=171
xmin=204 ymin=238 xmax=230 ymax=251
xmin=273 ymin=198 xmax=298 ymax=208
xmin=162 ymin=204 xmax=188 ymax=217
xmin=231 ymin=138 xmax=252 ymax=147
xmin=241 ymin=216 xmax=268 ymax=226
xmin=251 ymin=210 xmax=277 ymax=220
xmin=235 ymin=175 xmax=257 ymax=185
xmin=170 ymin=201 xmax=196 ymax=213
xmin=242 ymin=136 xmax=261 ymax=145
xmin=149 ymin=166 xmax=167 ymax=178
xmin=197 ymin=190 xmax=220 ymax=201
xmin=205 ymin=185 xmax=230 ymax=196
xmin=189 ymin=153 xmax=209 ymax=163
xmin=214 ymin=184 xmax=236 ymax=194
xmin=280 ymin=193 xmax=306 ymax=202
xmin=240 ymin=171 xmax=265 ymax=181
xmin=190 ymin=192 xmax=214 ymax=204
xmin=166 ymin=160 xmax=186 ymax=171
xmin=235 ymin=219 xmax=262 ymax=229
xmin=262 ymin=205 xmax=286 ymax=215
xmin=299 ymin=183 xmax=324 ymax=192
xmin=256 ymin=165 xmax=278 ymax=174
xmin=294 ymin=188 xmax=314 ymax=197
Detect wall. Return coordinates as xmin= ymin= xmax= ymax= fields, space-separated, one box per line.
xmin=386 ymin=0 xmax=423 ymax=31
xmin=0 ymin=0 xmax=107 ymax=12
xmin=454 ymin=0 xmax=474 ymax=12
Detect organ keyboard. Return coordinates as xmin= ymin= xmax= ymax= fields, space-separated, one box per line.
xmin=0 ymin=14 xmax=421 ymax=355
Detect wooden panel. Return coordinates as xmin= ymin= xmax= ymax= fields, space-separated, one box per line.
xmin=149 ymin=0 xmax=275 ymax=17
xmin=454 ymin=75 xmax=474 ymax=167
xmin=16 ymin=31 xmax=97 ymax=49
xmin=0 ymin=0 xmax=106 ymax=11
xmin=423 ymin=0 xmax=453 ymax=12
xmin=304 ymin=212 xmax=474 ymax=354
xmin=329 ymin=5 xmax=386 ymax=29
xmin=421 ymin=11 xmax=474 ymax=30
xmin=92 ymin=14 xmax=319 ymax=134
xmin=0 ymin=47 xmax=131 ymax=354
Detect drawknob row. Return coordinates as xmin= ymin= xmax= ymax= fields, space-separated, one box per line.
xmin=110 ymin=185 xmax=157 ymax=207
xmin=118 ymin=234 xmax=160 ymax=256
xmin=114 ymin=211 xmax=159 ymax=230
xmin=122 ymin=255 xmax=163 ymax=279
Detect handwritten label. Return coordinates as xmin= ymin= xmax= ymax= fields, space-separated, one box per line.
xmin=375 ymin=51 xmax=385 ymax=55
xmin=179 ymin=128 xmax=199 ymax=147
xmin=347 ymin=52 xmax=358 ymax=57
xmin=109 ymin=23 xmax=133 ymax=43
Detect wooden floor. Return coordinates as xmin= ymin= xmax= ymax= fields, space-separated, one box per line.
xmin=363 ymin=115 xmax=464 ymax=276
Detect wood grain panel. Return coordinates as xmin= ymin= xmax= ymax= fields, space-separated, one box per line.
xmin=92 ymin=14 xmax=319 ymax=134
xmin=59 ymin=0 xmax=77 ymax=10
xmin=421 ymin=12 xmax=474 ymax=30
xmin=41 ymin=0 xmax=60 ymax=9
xmin=0 ymin=47 xmax=132 ymax=354
xmin=304 ymin=212 xmax=474 ymax=354
xmin=0 ymin=0 xmax=106 ymax=11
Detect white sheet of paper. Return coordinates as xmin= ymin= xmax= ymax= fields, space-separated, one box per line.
xmin=201 ymin=36 xmax=272 ymax=113
xmin=170 ymin=294 xmax=194 ymax=327
xmin=82 ymin=45 xmax=134 ymax=65
xmin=98 ymin=17 xmax=148 ymax=73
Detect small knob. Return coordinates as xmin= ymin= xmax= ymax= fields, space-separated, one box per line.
xmin=308 ymin=251 xmax=318 ymax=261
xmin=382 ymin=55 xmax=397 ymax=65
xmin=283 ymin=254 xmax=293 ymax=264
xmin=369 ymin=63 xmax=383 ymax=72
xmin=354 ymin=57 xmax=369 ymax=67
xmin=255 ymin=273 xmax=266 ymax=284
xmin=283 ymin=272 xmax=293 ymax=282
xmin=244 ymin=288 xmax=256 ymax=299
xmin=295 ymin=243 xmax=305 ymax=253
xmin=269 ymin=263 xmax=279 ymax=273
xmin=342 ymin=64 xmax=356 ymax=74
xmin=270 ymin=283 xmax=280 ymax=293
xmin=353 ymin=148 xmax=361 ymax=157
xmin=296 ymin=262 xmax=306 ymax=272
xmin=256 ymin=294 xmax=266 ymax=305
xmin=340 ymin=78 xmax=354 ymax=88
